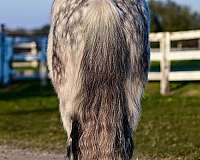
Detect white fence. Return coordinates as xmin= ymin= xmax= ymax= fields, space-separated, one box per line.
xmin=149 ymin=30 xmax=200 ymax=95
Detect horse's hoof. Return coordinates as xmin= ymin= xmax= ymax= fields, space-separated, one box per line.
xmin=65 ymin=139 xmax=74 ymax=160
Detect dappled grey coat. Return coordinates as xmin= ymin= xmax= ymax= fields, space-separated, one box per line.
xmin=47 ymin=0 xmax=150 ymax=159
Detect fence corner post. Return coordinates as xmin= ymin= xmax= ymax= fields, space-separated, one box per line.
xmin=0 ymin=24 xmax=6 ymax=84
xmin=160 ymin=32 xmax=170 ymax=95
xmin=3 ymin=38 xmax=12 ymax=85
xmin=39 ymin=38 xmax=47 ymax=86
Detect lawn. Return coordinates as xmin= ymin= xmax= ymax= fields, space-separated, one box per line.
xmin=0 ymin=81 xmax=199 ymax=159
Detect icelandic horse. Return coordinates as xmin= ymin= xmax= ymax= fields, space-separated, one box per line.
xmin=47 ymin=0 xmax=150 ymax=159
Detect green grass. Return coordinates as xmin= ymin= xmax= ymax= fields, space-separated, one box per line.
xmin=0 ymin=81 xmax=200 ymax=159
xmin=0 ymin=81 xmax=65 ymax=152
xmin=136 ymin=82 xmax=200 ymax=159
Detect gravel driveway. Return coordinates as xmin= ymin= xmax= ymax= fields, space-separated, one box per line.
xmin=0 ymin=146 xmax=65 ymax=160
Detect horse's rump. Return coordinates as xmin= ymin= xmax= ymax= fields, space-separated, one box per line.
xmin=48 ymin=0 xmax=150 ymax=159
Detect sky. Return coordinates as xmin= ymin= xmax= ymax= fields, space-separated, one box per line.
xmin=0 ymin=0 xmax=199 ymax=29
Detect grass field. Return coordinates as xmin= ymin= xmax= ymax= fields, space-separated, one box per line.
xmin=0 ymin=81 xmax=199 ymax=159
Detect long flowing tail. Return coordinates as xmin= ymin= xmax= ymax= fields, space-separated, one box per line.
xmin=73 ymin=0 xmax=133 ymax=159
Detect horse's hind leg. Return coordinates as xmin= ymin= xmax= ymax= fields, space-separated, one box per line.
xmin=63 ymin=119 xmax=74 ymax=160
xmin=65 ymin=138 xmax=73 ymax=160
xmin=64 ymin=121 xmax=73 ymax=160
xmin=59 ymin=101 xmax=74 ymax=160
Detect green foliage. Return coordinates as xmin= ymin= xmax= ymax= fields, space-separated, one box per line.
xmin=149 ymin=0 xmax=200 ymax=32
xmin=31 ymin=0 xmax=200 ymax=34
xmin=32 ymin=25 xmax=50 ymax=35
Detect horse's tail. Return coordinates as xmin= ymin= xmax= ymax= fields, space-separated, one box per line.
xmin=73 ymin=0 xmax=133 ymax=159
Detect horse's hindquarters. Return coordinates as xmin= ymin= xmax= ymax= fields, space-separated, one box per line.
xmin=48 ymin=0 xmax=150 ymax=159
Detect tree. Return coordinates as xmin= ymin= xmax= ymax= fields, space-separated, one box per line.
xmin=32 ymin=25 xmax=50 ymax=35
xmin=149 ymin=0 xmax=200 ymax=32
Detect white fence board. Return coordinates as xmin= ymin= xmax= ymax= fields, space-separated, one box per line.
xmin=170 ymin=30 xmax=200 ymax=41
xmin=151 ymin=53 xmax=161 ymax=61
xmin=149 ymin=71 xmax=200 ymax=81
xmin=150 ymin=32 xmax=163 ymax=42
xmin=151 ymin=51 xmax=200 ymax=61
xmin=169 ymin=51 xmax=200 ymax=61
xmin=169 ymin=71 xmax=200 ymax=81
xmin=148 ymin=72 xmax=161 ymax=81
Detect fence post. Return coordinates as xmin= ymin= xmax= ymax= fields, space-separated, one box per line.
xmin=39 ymin=38 xmax=47 ymax=86
xmin=30 ymin=42 xmax=38 ymax=67
xmin=0 ymin=24 xmax=5 ymax=84
xmin=3 ymin=38 xmax=13 ymax=85
xmin=160 ymin=32 xmax=170 ymax=95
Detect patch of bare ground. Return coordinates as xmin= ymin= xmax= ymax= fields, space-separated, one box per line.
xmin=0 ymin=145 xmax=65 ymax=160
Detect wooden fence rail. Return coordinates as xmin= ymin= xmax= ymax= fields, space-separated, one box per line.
xmin=149 ymin=30 xmax=200 ymax=95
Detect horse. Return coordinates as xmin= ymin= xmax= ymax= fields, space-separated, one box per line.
xmin=47 ymin=0 xmax=150 ymax=159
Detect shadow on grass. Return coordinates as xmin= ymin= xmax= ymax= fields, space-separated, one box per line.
xmin=0 ymin=107 xmax=58 ymax=116
xmin=170 ymin=82 xmax=188 ymax=92
xmin=0 ymin=80 xmax=56 ymax=101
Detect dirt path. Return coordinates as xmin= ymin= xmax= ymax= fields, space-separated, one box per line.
xmin=0 ymin=146 xmax=186 ymax=160
xmin=0 ymin=146 xmax=65 ymax=160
